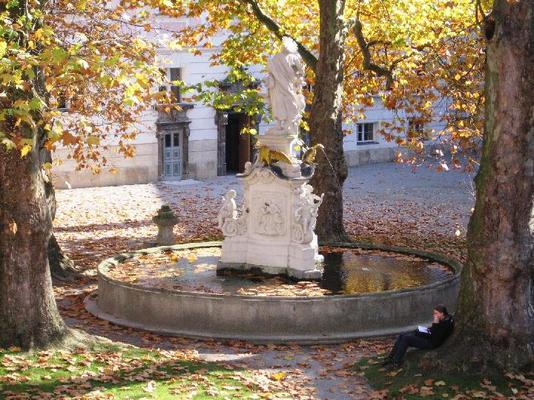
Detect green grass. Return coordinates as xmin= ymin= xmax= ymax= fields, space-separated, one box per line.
xmin=0 ymin=344 xmax=268 ymax=399
xmin=355 ymin=355 xmax=531 ymax=399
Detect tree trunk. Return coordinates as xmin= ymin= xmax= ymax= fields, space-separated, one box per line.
xmin=42 ymin=149 xmax=79 ymax=281
xmin=310 ymin=0 xmax=349 ymax=243
xmin=0 ymin=138 xmax=68 ymax=349
xmin=414 ymin=0 xmax=534 ymax=372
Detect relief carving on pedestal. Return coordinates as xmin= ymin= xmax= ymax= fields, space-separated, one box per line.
xmin=250 ymin=193 xmax=286 ymax=237
xmin=256 ymin=201 xmax=284 ymax=236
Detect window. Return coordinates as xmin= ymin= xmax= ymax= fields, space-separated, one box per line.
xmin=356 ymin=122 xmax=375 ymax=143
xmin=169 ymin=67 xmax=181 ymax=103
xmin=408 ymin=118 xmax=429 ymax=140
xmin=160 ymin=68 xmax=182 ymax=103
xmin=52 ymin=91 xmax=69 ymax=112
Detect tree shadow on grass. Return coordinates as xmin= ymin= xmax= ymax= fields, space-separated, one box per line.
xmin=353 ymin=353 xmax=532 ymax=399
xmin=0 ymin=347 xmax=259 ymax=399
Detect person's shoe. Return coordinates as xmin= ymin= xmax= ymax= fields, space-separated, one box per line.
xmin=391 ymin=360 xmax=402 ymax=369
xmin=380 ymin=356 xmax=393 ymax=366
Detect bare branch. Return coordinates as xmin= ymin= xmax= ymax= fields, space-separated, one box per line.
xmin=353 ymin=18 xmax=394 ymax=89
xmin=241 ymin=0 xmax=317 ymax=71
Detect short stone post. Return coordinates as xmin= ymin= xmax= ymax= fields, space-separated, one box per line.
xmin=152 ymin=205 xmax=178 ymax=246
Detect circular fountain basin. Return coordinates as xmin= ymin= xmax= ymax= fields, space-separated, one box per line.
xmin=85 ymin=241 xmax=461 ymax=343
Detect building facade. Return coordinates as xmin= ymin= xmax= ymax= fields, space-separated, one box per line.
xmin=51 ymin=17 xmax=447 ymax=189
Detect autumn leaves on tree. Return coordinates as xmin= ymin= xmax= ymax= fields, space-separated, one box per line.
xmin=0 ymin=0 xmax=171 ymax=348
xmin=157 ymin=0 xmax=487 ymax=241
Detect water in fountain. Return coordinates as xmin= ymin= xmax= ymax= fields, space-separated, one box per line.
xmin=108 ymin=246 xmax=453 ymax=297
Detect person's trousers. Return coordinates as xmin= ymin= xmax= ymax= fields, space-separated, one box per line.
xmin=389 ymin=331 xmax=434 ymax=363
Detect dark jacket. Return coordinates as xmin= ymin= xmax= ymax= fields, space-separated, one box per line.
xmin=416 ymin=316 xmax=454 ymax=348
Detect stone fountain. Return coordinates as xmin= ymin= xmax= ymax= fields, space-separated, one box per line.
xmin=217 ymin=37 xmax=324 ymax=280
xmin=86 ymin=38 xmax=461 ymax=344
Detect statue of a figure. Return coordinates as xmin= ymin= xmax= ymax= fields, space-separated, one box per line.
xmin=292 ymin=184 xmax=324 ymax=243
xmin=218 ymin=190 xmax=238 ymax=230
xmin=266 ymin=36 xmax=306 ymax=135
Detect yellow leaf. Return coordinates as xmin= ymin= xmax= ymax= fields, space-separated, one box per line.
xmin=20 ymin=144 xmax=32 ymax=158
xmin=0 ymin=40 xmax=7 ymax=57
xmin=87 ymin=136 xmax=100 ymax=146
xmin=271 ymin=372 xmax=286 ymax=381
xmin=8 ymin=346 xmax=22 ymax=352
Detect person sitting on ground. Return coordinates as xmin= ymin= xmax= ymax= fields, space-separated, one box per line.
xmin=382 ymin=304 xmax=454 ymax=368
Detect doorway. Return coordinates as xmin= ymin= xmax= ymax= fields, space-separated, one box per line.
xmin=218 ymin=112 xmax=253 ymax=175
xmin=162 ymin=130 xmax=182 ymax=180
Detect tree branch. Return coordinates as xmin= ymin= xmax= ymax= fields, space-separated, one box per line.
xmin=353 ymin=18 xmax=394 ymax=90
xmin=241 ymin=0 xmax=318 ymax=72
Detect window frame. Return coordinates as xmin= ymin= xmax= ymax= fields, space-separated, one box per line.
xmin=160 ymin=67 xmax=182 ymax=103
xmin=356 ymin=122 xmax=377 ymax=144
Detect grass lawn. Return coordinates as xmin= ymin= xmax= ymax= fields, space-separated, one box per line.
xmin=0 ymin=344 xmax=275 ymax=399
xmin=355 ymin=355 xmax=533 ymax=399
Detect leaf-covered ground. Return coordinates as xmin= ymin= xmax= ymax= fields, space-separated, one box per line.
xmin=8 ymin=163 xmax=529 ymax=399
xmin=0 ymin=345 xmax=272 ymax=399
xmin=356 ymin=357 xmax=534 ymax=399
xmin=53 ymin=163 xmax=473 ymax=273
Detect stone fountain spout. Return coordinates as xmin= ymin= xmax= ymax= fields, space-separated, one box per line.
xmin=217 ymin=37 xmax=324 ymax=280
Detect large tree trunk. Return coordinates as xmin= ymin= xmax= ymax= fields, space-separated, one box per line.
xmin=414 ymin=0 xmax=534 ymax=372
xmin=310 ymin=0 xmax=349 ymax=243
xmin=0 ymin=1 xmax=69 ymax=349
xmin=0 ymin=137 xmax=68 ymax=349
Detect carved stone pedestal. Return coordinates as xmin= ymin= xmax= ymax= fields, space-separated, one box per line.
xmin=218 ymin=38 xmax=324 ymax=280
xmin=217 ymin=162 xmax=324 ymax=280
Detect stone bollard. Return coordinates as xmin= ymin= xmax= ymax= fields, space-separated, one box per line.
xmin=152 ymin=205 xmax=178 ymax=246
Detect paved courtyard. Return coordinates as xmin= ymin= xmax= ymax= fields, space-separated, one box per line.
xmin=53 ymin=162 xmax=474 ymax=400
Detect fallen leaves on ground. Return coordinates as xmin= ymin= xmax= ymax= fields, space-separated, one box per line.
xmin=357 ymin=357 xmax=534 ymax=400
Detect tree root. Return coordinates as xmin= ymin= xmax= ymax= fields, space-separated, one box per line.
xmin=400 ymin=332 xmax=533 ymax=376
xmin=48 ymin=234 xmax=83 ymax=282
xmin=42 ymin=328 xmax=111 ymax=352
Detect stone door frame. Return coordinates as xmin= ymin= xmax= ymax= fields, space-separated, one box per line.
xmin=156 ymin=103 xmax=193 ymax=180
xmin=216 ymin=110 xmax=260 ymax=176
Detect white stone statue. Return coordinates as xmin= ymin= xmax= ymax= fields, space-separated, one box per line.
xmin=218 ymin=190 xmax=248 ymax=237
xmin=292 ymin=184 xmax=324 ymax=244
xmin=266 ymin=36 xmax=306 ymax=135
xmin=218 ymin=190 xmax=237 ymax=228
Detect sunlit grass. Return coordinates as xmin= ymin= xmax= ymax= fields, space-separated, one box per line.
xmin=0 ymin=344 xmax=264 ymax=399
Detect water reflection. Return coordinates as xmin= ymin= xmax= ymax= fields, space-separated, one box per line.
xmin=320 ymin=251 xmax=450 ymax=295
xmin=119 ymin=247 xmax=453 ymax=296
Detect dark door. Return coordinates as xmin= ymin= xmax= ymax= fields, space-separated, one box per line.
xmin=225 ymin=113 xmax=251 ymax=174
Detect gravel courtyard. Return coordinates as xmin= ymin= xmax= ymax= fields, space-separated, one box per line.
xmin=55 ymin=162 xmax=474 ymax=271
